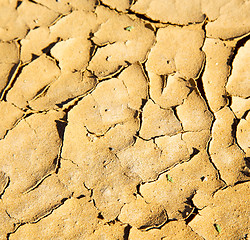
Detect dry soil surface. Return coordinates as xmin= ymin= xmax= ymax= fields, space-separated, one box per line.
xmin=0 ymin=0 xmax=250 ymax=239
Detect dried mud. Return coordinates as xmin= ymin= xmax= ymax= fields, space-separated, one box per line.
xmin=0 ymin=0 xmax=249 ymax=239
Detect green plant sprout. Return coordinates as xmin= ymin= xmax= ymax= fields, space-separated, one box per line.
xmin=124 ymin=26 xmax=134 ymax=31
xmin=166 ymin=174 xmax=173 ymax=183
xmin=214 ymin=223 xmax=221 ymax=233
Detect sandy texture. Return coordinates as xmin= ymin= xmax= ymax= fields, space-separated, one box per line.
xmin=0 ymin=0 xmax=249 ymax=239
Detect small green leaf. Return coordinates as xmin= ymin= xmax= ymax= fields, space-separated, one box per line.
xmin=124 ymin=26 xmax=134 ymax=31
xmin=166 ymin=174 xmax=173 ymax=183
xmin=214 ymin=223 xmax=221 ymax=233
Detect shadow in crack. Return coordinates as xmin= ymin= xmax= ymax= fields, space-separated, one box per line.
xmin=55 ymin=116 xmax=68 ymax=141
xmin=190 ymin=148 xmax=200 ymax=159
xmin=124 ymin=224 xmax=132 ymax=240
xmin=55 ymin=116 xmax=68 ymax=174
xmin=0 ymin=63 xmax=20 ymax=101
xmin=183 ymin=195 xmax=199 ymax=224
xmin=184 ymin=207 xmax=199 ymax=224
xmin=242 ymin=158 xmax=250 ymax=177
xmin=227 ymin=34 xmax=250 ymax=67
xmin=42 ymin=41 xmax=58 ymax=55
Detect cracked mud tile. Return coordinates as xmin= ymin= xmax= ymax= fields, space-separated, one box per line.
xmin=0 ymin=1 xmax=28 ymax=41
xmin=210 ymin=107 xmax=236 ymax=153
xmin=119 ymin=196 xmax=168 ymax=229
xmin=0 ymin=41 xmax=19 ymax=97
xmin=80 ymin=89 xmax=132 ymax=134
xmin=87 ymin=221 xmax=128 ymax=240
xmin=139 ymin=152 xmax=224 ymax=220
xmin=131 ymin=0 xmax=250 ymax=39
xmin=0 ymin=111 xmax=64 ymax=195
xmin=20 ymin=26 xmax=55 ymax=63
xmin=63 ymin=140 xmax=139 ymax=220
xmin=130 ymin=0 xmax=205 ymax=25
xmin=202 ymin=38 xmax=234 ymax=112
xmin=62 ymin=115 xmax=139 ymax=164
xmin=237 ymin=113 xmax=250 ymax=157
xmin=57 ymin=159 xmax=91 ymax=199
xmin=31 ymin=0 xmax=72 ymax=14
xmin=117 ymin=134 xmax=189 ymax=182
xmin=0 ymin=41 xmax=19 ymax=64
xmin=118 ymin=63 xmax=148 ymax=110
xmin=92 ymin=10 xmax=154 ymax=46
xmin=50 ymin=38 xmax=92 ymax=72
xmin=88 ymin=12 xmax=155 ymax=78
xmin=98 ymin=118 xmax=140 ymax=151
xmin=117 ymin=138 xmax=163 ymax=182
xmin=67 ymin=112 xmax=139 ymax=154
xmin=182 ymin=130 xmax=211 ymax=154
xmin=29 ymin=71 xmax=97 ymax=111
xmin=17 ymin=0 xmax=60 ymax=29
xmin=129 ymin=220 xmax=203 ymax=240
xmin=155 ymin=133 xmax=190 ymax=166
xmin=62 ymin=114 xmax=140 ymax=220
xmin=6 ymin=54 xmax=60 ymax=109
xmin=61 ymin=102 xmax=142 ymax=220
xmin=101 ymin=0 xmax=131 ymax=12
xmin=176 ymin=90 xmax=213 ymax=132
xmin=0 ymin=200 xmax=17 ymax=240
xmin=139 ymin=100 xmax=182 ymax=140
xmin=231 ymin=96 xmax=250 ymax=119
xmin=226 ymin=40 xmax=250 ymax=99
xmin=201 ymin=0 xmax=229 ymax=20
xmin=189 ymin=182 xmax=250 ymax=240
xmin=0 ymin=102 xmax=24 ymax=139
xmin=148 ymin=73 xmax=192 ymax=109
xmin=0 ymin=171 xmax=9 ymax=196
xmin=0 ymin=63 xmax=17 ymax=98
xmin=63 ymin=76 xmax=138 ymax=136
xmin=2 ymin=174 xmax=71 ymax=224
xmin=146 ymin=25 xmax=205 ymax=80
xmin=49 ymin=10 xmax=99 ymax=40
xmin=209 ymin=107 xmax=249 ymax=184
xmin=10 ymin=197 xmax=127 ymax=240
xmin=63 ymin=119 xmax=140 ymax=208
xmin=90 ymin=158 xmax=140 ymax=220
xmin=94 ymin=5 xmax=123 ymax=24
xmin=205 ymin=0 xmax=250 ymax=40
xmin=32 ymin=0 xmax=97 ymax=14
xmin=9 ymin=198 xmax=98 ymax=239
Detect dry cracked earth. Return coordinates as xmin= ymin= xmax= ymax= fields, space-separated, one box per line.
xmin=0 ymin=0 xmax=250 ymax=239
